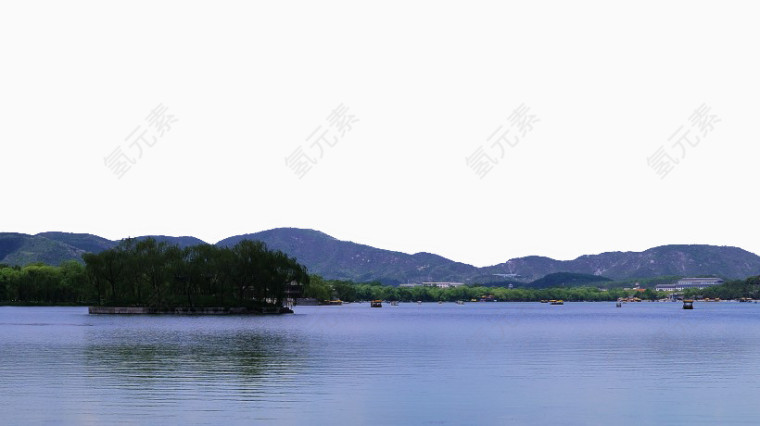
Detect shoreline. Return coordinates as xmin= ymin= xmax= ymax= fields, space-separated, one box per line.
xmin=88 ymin=306 xmax=294 ymax=315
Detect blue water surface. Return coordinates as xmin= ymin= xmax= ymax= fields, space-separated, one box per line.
xmin=1 ymin=302 xmax=759 ymax=425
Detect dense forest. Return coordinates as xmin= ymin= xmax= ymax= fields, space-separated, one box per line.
xmin=0 ymin=238 xmax=309 ymax=308
xmin=0 ymin=261 xmax=89 ymax=304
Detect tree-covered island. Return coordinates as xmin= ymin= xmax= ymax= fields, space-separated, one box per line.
xmin=1 ymin=238 xmax=309 ymax=313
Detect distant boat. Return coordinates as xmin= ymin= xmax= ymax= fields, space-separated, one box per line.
xmin=417 ymin=301 xmax=422 ymax=305
xmin=371 ymin=300 xmax=382 ymax=308
xmin=390 ymin=301 xmax=399 ymax=306
xmin=319 ymin=300 xmax=343 ymax=306
xmin=550 ymin=300 xmax=564 ymax=305
xmin=683 ymin=299 xmax=694 ymax=310
xmin=456 ymin=300 xmax=465 ymax=305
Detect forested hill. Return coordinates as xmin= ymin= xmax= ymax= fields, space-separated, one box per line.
xmin=216 ymin=228 xmax=477 ymax=285
xmin=0 ymin=233 xmax=86 ymax=266
xmin=217 ymin=230 xmax=760 ymax=283
xmin=480 ymin=245 xmax=760 ymax=282
xmin=2 ymin=229 xmax=760 ymax=283
xmin=0 ymin=232 xmax=208 ymax=266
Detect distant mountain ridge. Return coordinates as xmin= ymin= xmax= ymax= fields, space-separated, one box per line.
xmin=480 ymin=245 xmax=760 ymax=282
xmin=0 ymin=233 xmax=86 ymax=266
xmin=217 ymin=229 xmax=478 ymax=284
xmin=1 ymin=229 xmax=759 ymax=284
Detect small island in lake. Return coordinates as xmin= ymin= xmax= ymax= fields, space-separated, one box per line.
xmin=83 ymin=238 xmax=309 ymax=315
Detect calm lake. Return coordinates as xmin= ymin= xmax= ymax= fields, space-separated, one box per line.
xmin=2 ymin=302 xmax=760 ymax=425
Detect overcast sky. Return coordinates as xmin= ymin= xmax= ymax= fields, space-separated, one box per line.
xmin=2 ymin=1 xmax=758 ymax=267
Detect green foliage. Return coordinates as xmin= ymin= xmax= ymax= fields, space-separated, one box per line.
xmin=527 ymin=272 xmax=612 ymax=288
xmin=683 ymin=276 xmax=760 ymax=299
xmin=1 ymin=238 xmax=309 ymax=308
xmin=0 ymin=261 xmax=91 ymax=304
xmin=302 ymin=277 xmax=632 ymax=302
xmin=303 ymin=275 xmax=333 ymax=300
xmin=81 ymin=238 xmax=309 ymax=308
xmin=0 ymin=233 xmax=84 ymax=266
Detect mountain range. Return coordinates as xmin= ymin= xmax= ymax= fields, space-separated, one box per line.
xmin=2 ymin=228 xmax=760 ymax=284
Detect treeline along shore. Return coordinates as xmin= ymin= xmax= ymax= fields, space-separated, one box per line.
xmin=303 ymin=276 xmax=760 ymax=302
xmin=3 ymin=241 xmax=760 ymax=306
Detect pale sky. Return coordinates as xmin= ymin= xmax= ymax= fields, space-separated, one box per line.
xmin=2 ymin=1 xmax=758 ymax=267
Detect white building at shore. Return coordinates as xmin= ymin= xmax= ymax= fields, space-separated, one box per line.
xmin=399 ymin=282 xmax=466 ymax=289
xmin=655 ymin=277 xmax=724 ymax=292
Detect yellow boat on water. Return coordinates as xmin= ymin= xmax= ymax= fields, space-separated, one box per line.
xmin=550 ymin=300 xmax=564 ymax=305
xmin=371 ymin=300 xmax=382 ymax=308
xmin=319 ymin=300 xmax=343 ymax=306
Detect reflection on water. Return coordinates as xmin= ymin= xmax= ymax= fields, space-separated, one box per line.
xmin=2 ymin=303 xmax=760 ymax=425
xmin=84 ymin=330 xmax=292 ymax=380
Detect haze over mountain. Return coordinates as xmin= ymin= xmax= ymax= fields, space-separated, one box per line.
xmin=2 ymin=229 xmax=760 ymax=284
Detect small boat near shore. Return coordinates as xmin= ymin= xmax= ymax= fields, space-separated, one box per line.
xmin=683 ymin=299 xmax=694 ymax=309
xmin=550 ymin=300 xmax=564 ymax=305
xmin=319 ymin=300 xmax=343 ymax=306
xmin=371 ymin=300 xmax=382 ymax=308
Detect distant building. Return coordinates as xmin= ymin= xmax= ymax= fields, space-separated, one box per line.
xmin=399 ymin=282 xmax=466 ymax=289
xmin=655 ymin=277 xmax=724 ymax=292
xmin=423 ymin=282 xmax=465 ymax=288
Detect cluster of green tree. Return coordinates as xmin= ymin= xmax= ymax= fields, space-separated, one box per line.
xmin=83 ymin=238 xmax=309 ymax=308
xmin=684 ymin=276 xmax=760 ymax=299
xmin=525 ymin=272 xmax=612 ymax=289
xmin=302 ymin=276 xmax=655 ymax=302
xmin=1 ymin=238 xmax=310 ymax=308
xmin=0 ymin=261 xmax=89 ymax=304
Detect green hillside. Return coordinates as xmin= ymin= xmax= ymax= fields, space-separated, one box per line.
xmin=527 ymin=272 xmax=612 ymax=289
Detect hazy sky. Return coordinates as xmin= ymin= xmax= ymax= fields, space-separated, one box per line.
xmin=2 ymin=1 xmax=758 ymax=267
